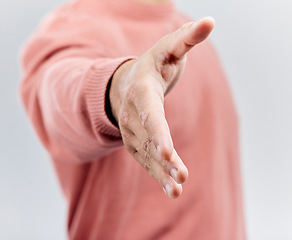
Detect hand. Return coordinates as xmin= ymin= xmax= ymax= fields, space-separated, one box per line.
xmin=110 ymin=17 xmax=215 ymax=199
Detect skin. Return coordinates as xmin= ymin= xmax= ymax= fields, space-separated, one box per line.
xmin=109 ymin=1 xmax=215 ymax=199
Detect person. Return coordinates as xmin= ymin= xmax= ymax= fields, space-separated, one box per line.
xmin=19 ymin=0 xmax=246 ymax=239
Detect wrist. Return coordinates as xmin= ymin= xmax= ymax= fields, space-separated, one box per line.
xmin=109 ymin=59 xmax=136 ymax=125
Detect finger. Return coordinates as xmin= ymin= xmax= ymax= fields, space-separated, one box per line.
xmin=160 ymin=171 xmax=183 ymax=199
xmin=129 ymin=82 xmax=173 ymax=161
xmin=119 ymin=109 xmax=155 ymax=156
xmin=124 ymin=77 xmax=173 ymax=161
xmin=119 ymin=101 xmax=172 ymax=166
xmin=133 ymin=149 xmax=182 ymax=199
xmin=152 ymin=16 xmax=215 ymax=60
xmin=163 ymin=149 xmax=189 ymax=184
xmin=119 ymin=108 xmax=188 ymax=185
xmin=120 ymin=127 xmax=182 ymax=198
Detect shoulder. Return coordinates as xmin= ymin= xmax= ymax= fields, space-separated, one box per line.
xmin=20 ymin=1 xmax=120 ymax=73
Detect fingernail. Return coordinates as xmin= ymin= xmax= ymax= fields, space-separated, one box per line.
xmin=170 ymin=168 xmax=178 ymax=180
xmin=164 ymin=184 xmax=172 ymax=197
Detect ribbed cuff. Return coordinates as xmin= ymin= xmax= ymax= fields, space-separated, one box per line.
xmin=84 ymin=57 xmax=136 ymax=138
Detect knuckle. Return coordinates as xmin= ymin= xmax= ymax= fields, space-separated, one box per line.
xmin=126 ymin=82 xmax=142 ymax=103
xmin=140 ymin=109 xmax=165 ymax=128
xmin=126 ymin=85 xmax=137 ymax=103
xmin=139 ymin=111 xmax=150 ymax=127
xmin=142 ymin=137 xmax=153 ymax=153
xmin=119 ymin=111 xmax=130 ymax=127
xmin=127 ymin=82 xmax=150 ymax=104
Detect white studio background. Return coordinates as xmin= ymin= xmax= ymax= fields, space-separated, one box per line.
xmin=0 ymin=1 xmax=68 ymax=239
xmin=1 ymin=0 xmax=291 ymax=239
xmin=175 ymin=0 xmax=292 ymax=239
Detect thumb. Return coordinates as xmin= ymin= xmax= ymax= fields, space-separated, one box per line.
xmin=152 ymin=17 xmax=215 ymax=60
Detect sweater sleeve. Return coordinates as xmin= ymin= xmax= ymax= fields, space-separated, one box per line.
xmin=19 ymin=9 xmax=135 ymax=163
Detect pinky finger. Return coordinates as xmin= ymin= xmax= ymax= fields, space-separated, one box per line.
xmin=133 ymin=151 xmax=182 ymax=199
xmin=159 ymin=171 xmax=183 ymax=199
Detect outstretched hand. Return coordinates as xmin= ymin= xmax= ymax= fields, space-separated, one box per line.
xmin=110 ymin=17 xmax=215 ymax=199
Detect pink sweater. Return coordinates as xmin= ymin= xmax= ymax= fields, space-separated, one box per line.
xmin=19 ymin=0 xmax=246 ymax=239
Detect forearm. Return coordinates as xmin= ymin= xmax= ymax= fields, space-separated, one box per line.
xmin=20 ymin=55 xmax=133 ymax=163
